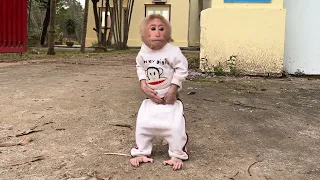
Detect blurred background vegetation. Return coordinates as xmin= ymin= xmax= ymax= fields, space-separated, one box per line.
xmin=27 ymin=0 xmax=83 ymax=47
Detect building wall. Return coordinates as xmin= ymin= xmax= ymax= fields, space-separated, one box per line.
xmin=85 ymin=0 xmax=197 ymax=48
xmin=188 ymin=0 xmax=201 ymax=47
xmin=200 ymin=0 xmax=286 ymax=73
xmin=128 ymin=0 xmax=190 ymax=47
xmin=212 ymin=0 xmax=283 ymax=8
xmin=203 ymin=0 xmax=212 ymax=9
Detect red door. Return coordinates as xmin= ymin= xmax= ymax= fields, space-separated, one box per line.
xmin=0 ymin=0 xmax=28 ymax=53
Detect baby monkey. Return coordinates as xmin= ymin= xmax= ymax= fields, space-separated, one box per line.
xmin=130 ymin=14 xmax=189 ymax=170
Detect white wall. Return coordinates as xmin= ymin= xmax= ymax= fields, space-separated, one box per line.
xmin=284 ymin=0 xmax=320 ymax=75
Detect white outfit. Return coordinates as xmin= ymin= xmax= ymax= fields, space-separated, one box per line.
xmin=130 ymin=43 xmax=189 ymax=160
xmin=135 ymin=43 xmax=188 ymax=97
xmin=130 ymin=99 xmax=189 ymax=160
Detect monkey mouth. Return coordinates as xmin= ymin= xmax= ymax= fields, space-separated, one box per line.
xmin=150 ymin=40 xmax=164 ymax=42
xmin=148 ymin=79 xmax=166 ymax=85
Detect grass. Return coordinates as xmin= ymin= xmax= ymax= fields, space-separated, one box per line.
xmin=185 ymin=54 xmax=200 ymax=70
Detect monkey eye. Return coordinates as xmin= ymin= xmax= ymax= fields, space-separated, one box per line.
xmin=150 ymin=26 xmax=156 ymax=31
xmin=159 ymin=26 xmax=165 ymax=31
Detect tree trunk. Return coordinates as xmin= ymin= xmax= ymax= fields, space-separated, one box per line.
xmin=122 ymin=8 xmax=128 ymax=49
xmin=102 ymin=0 xmax=109 ymax=48
xmin=109 ymin=0 xmax=134 ymax=49
xmin=40 ymin=0 xmax=51 ymax=46
xmin=47 ymin=0 xmax=56 ymax=55
xmin=92 ymin=0 xmax=101 ymax=46
xmin=28 ymin=0 xmax=32 ymax=35
xmin=123 ymin=0 xmax=134 ymax=47
xmin=107 ymin=7 xmax=113 ymax=46
xmin=111 ymin=0 xmax=120 ymax=49
xmin=119 ymin=0 xmax=123 ymax=45
xmin=81 ymin=0 xmax=90 ymax=53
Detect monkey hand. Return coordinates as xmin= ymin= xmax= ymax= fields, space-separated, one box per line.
xmin=140 ymin=80 xmax=164 ymax=104
xmin=163 ymin=84 xmax=178 ymax=104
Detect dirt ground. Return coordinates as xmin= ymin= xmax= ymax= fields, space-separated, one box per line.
xmin=0 ymin=52 xmax=319 ymax=180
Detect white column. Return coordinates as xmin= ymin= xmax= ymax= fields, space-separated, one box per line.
xmin=284 ymin=0 xmax=320 ymax=75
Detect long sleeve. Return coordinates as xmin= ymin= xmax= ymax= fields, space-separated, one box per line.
xmin=136 ymin=53 xmax=146 ymax=81
xmin=170 ymin=48 xmax=188 ymax=88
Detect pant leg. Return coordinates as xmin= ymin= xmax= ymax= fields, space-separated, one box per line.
xmin=130 ymin=132 xmax=153 ymax=157
xmin=163 ymin=101 xmax=189 ymax=160
xmin=130 ymin=99 xmax=155 ymax=157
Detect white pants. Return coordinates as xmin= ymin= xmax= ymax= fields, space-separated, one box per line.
xmin=130 ymin=99 xmax=189 ymax=160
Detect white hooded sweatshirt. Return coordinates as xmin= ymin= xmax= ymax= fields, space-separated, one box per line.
xmin=136 ymin=43 xmax=188 ymax=97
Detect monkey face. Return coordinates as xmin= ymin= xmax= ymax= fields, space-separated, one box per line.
xmin=145 ymin=18 xmax=168 ymax=50
xmin=147 ymin=67 xmax=163 ymax=81
xmin=146 ymin=67 xmax=167 ymax=89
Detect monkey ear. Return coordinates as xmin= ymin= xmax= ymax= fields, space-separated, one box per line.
xmin=145 ymin=70 xmax=150 ymax=80
xmin=158 ymin=68 xmax=163 ymax=75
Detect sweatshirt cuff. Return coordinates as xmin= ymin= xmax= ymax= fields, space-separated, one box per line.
xmin=137 ymin=74 xmax=147 ymax=81
xmin=171 ymin=78 xmax=182 ymax=88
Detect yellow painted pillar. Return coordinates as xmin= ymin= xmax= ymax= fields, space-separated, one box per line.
xmin=200 ymin=0 xmax=286 ymax=74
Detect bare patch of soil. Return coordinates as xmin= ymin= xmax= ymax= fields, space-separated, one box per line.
xmin=0 ymin=53 xmax=319 ymax=180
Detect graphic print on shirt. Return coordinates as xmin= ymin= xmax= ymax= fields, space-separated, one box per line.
xmin=146 ymin=66 xmax=168 ymax=89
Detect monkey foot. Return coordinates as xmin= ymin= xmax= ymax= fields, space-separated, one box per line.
xmin=130 ymin=156 xmax=153 ymax=167
xmin=163 ymin=157 xmax=184 ymax=170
